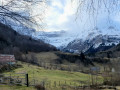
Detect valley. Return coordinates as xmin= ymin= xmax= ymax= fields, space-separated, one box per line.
xmin=1 ymin=0 xmax=120 ymax=90
xmin=1 ymin=51 xmax=120 ymax=90
xmin=1 ymin=21 xmax=120 ymax=89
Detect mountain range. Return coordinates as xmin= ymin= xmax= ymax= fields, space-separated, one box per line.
xmin=1 ymin=14 xmax=120 ymax=54
xmin=3 ymin=23 xmax=120 ymax=54
xmin=28 ymin=26 xmax=120 ymax=54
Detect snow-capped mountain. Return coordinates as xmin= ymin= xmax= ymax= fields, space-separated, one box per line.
xmin=65 ymin=34 xmax=120 ymax=53
xmin=1 ymin=15 xmax=120 ymax=53
xmin=32 ymin=30 xmax=77 ymax=48
xmin=1 ymin=5 xmax=120 ymax=53
xmin=2 ymin=0 xmax=120 ymax=54
xmin=20 ymin=26 xmax=120 ymax=54
xmin=64 ymin=26 xmax=120 ymax=53
xmin=7 ymin=23 xmax=120 ymax=54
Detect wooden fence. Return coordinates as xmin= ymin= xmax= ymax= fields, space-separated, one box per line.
xmin=0 ymin=73 xmax=117 ymax=89
xmin=0 ymin=73 xmax=28 ymax=86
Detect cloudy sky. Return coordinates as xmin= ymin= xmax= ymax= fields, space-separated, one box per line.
xmin=1 ymin=0 xmax=120 ymax=33
xmin=43 ymin=0 xmax=78 ymax=32
xmin=41 ymin=0 xmax=120 ymax=33
xmin=1 ymin=0 xmax=78 ymax=32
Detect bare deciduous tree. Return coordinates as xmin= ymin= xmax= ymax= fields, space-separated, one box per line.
xmin=0 ymin=0 xmax=47 ymax=29
xmin=75 ymin=0 xmax=119 ymax=15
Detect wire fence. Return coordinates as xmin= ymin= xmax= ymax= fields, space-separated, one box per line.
xmin=0 ymin=73 xmax=117 ymax=90
xmin=28 ymin=79 xmax=116 ymax=90
xmin=0 ymin=73 xmax=27 ymax=86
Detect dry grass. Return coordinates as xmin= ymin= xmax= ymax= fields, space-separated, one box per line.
xmin=35 ymin=52 xmax=59 ymax=63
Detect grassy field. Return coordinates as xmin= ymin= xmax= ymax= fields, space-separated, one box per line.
xmin=25 ymin=52 xmax=59 ymax=63
xmin=0 ymin=85 xmax=35 ymax=90
xmin=1 ymin=61 xmax=103 ymax=90
xmin=1 ymin=52 xmax=120 ymax=90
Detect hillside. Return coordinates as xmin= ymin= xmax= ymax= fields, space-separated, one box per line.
xmin=0 ymin=22 xmax=56 ymax=59
xmin=2 ymin=61 xmax=103 ymax=90
xmin=89 ymin=43 xmax=120 ymax=58
xmin=64 ymin=34 xmax=120 ymax=53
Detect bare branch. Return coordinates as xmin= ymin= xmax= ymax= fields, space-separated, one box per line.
xmin=0 ymin=0 xmax=47 ymax=30
xmin=76 ymin=0 xmax=120 ymax=17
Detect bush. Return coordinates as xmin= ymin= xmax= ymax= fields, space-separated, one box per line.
xmin=35 ymin=84 xmax=45 ymax=90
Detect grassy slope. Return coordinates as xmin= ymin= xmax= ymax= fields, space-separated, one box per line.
xmin=35 ymin=52 xmax=58 ymax=63
xmin=0 ymin=85 xmax=35 ymax=90
xmin=1 ymin=61 xmax=103 ymax=90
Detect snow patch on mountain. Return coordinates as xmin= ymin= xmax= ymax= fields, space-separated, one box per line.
xmin=32 ymin=30 xmax=79 ymax=47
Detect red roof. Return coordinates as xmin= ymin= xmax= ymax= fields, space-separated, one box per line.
xmin=0 ymin=54 xmax=15 ymax=62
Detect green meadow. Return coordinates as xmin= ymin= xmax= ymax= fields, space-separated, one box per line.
xmin=0 ymin=61 xmax=103 ymax=90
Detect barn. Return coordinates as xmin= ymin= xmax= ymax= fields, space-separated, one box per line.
xmin=0 ymin=54 xmax=16 ymax=65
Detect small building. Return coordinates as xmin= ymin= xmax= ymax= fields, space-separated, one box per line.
xmin=0 ymin=54 xmax=16 ymax=65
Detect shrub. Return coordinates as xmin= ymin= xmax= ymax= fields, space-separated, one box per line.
xmin=35 ymin=84 xmax=45 ymax=90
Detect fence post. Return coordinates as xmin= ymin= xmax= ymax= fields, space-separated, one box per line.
xmin=54 ymin=81 xmax=56 ymax=87
xmin=26 ymin=74 xmax=29 ymax=87
xmin=59 ymin=81 xmax=60 ymax=86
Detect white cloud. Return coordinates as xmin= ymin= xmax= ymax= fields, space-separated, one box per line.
xmin=51 ymin=0 xmax=63 ymax=9
xmin=43 ymin=0 xmax=78 ymax=31
xmin=3 ymin=0 xmax=120 ymax=34
xmin=57 ymin=0 xmax=75 ymax=24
